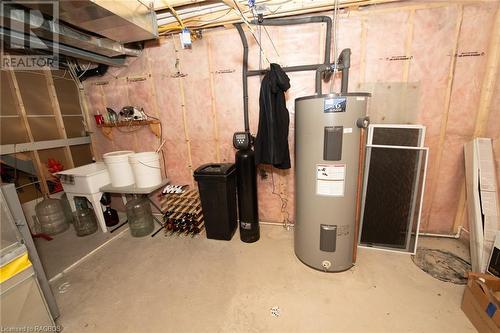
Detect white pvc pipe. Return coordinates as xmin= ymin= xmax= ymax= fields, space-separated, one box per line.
xmin=419 ymin=226 xmax=466 ymax=239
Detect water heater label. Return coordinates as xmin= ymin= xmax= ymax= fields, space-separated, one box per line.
xmin=316 ymin=164 xmax=345 ymax=197
xmin=324 ymin=97 xmax=347 ymax=113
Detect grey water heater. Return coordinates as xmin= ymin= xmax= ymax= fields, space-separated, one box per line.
xmin=294 ymin=93 xmax=369 ymax=272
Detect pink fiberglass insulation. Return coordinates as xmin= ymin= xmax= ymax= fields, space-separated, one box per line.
xmin=84 ymin=2 xmax=499 ymax=233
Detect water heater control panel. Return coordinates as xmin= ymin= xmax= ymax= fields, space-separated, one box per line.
xmin=233 ymin=132 xmax=251 ymax=150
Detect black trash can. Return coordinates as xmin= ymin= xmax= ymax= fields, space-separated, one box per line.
xmin=194 ymin=163 xmax=237 ymax=240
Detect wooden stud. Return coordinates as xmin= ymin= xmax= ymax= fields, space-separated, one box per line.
xmin=172 ymin=35 xmax=195 ymax=187
xmin=277 ymin=25 xmax=289 ymax=223
xmin=98 ymin=83 xmax=118 ymax=149
xmin=402 ymin=10 xmax=415 ymax=82
xmin=144 ymin=48 xmax=168 ymax=178
xmin=119 ymin=76 xmax=139 ymax=152
xmin=179 ymin=76 xmax=194 ymax=187
xmin=353 ymin=127 xmax=367 ymax=262
xmin=208 ymin=46 xmax=221 ymax=163
xmin=44 ymin=69 xmax=75 ymax=169
xmin=207 ymin=37 xmax=222 ymax=163
xmin=423 ymin=4 xmax=463 ymax=231
xmin=319 ymin=20 xmax=326 ymax=65
xmin=78 ymin=87 xmax=98 ymax=159
xmin=145 ymin=52 xmax=162 ymax=119
xmin=452 ymin=5 xmax=500 ymax=233
xmin=359 ymin=18 xmax=367 ymax=86
xmin=180 ymin=80 xmax=194 ymax=180
xmin=8 ymin=70 xmax=50 ymax=195
xmin=452 ymin=185 xmax=467 ymax=234
xmin=473 ymin=4 xmax=500 ymax=137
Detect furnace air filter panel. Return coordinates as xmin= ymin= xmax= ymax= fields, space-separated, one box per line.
xmin=359 ymin=125 xmax=428 ymax=254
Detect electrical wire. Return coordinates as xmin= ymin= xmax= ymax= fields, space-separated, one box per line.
xmin=262 ymin=24 xmax=280 ymax=59
xmin=135 ymin=0 xmax=151 ymax=10
xmin=163 ymin=0 xmax=186 ymax=29
xmin=77 ymin=61 xmax=92 ymax=79
xmin=15 ymin=180 xmax=40 ymax=190
xmin=253 ymin=10 xmax=263 ymax=79
xmin=330 ymin=0 xmax=340 ymax=93
xmin=266 ymin=4 xmax=283 ymax=15
xmin=197 ymin=9 xmax=232 ymax=24
xmin=141 ymin=110 xmax=168 ymax=180
xmin=231 ymin=0 xmax=271 ymax=64
xmin=270 ymin=167 xmax=291 ymax=228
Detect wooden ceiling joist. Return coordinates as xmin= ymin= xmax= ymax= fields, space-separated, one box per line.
xmin=155 ymin=0 xmax=401 ymax=33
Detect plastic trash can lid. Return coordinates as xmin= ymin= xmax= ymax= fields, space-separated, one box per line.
xmin=194 ymin=163 xmax=235 ymax=176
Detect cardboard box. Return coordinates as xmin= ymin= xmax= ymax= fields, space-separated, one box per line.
xmin=462 ymin=273 xmax=500 ymax=333
xmin=488 ymin=231 xmax=500 ymax=278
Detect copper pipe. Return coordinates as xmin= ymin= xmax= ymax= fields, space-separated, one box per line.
xmin=353 ymin=127 xmax=366 ymax=263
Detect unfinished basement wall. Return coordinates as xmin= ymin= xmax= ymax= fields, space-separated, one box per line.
xmin=83 ymin=1 xmax=500 ymax=234
xmin=0 ymin=69 xmax=94 ymax=201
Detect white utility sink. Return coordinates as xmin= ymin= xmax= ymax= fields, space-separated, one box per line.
xmin=56 ymin=162 xmax=111 ymax=232
xmin=57 ymin=162 xmax=110 ymax=194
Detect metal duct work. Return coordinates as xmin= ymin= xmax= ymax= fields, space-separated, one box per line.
xmin=0 ymin=4 xmax=141 ymax=58
xmin=0 ymin=27 xmax=127 ymax=67
xmin=26 ymin=0 xmax=158 ymax=44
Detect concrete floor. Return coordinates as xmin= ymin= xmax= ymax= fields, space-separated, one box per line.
xmin=35 ymin=213 xmax=126 ymax=280
xmin=52 ymin=226 xmax=475 ymax=333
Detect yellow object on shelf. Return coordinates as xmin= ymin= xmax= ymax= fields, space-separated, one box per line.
xmin=0 ymin=253 xmax=32 ymax=283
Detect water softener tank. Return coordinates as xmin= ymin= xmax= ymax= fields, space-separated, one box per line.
xmin=294 ymin=93 xmax=369 ymax=272
xmin=236 ymin=149 xmax=260 ymax=243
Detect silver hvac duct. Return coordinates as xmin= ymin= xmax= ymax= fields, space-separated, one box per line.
xmin=24 ymin=0 xmax=158 ymax=43
xmin=0 ymin=27 xmax=127 ymax=67
xmin=1 ymin=4 xmax=141 ymax=58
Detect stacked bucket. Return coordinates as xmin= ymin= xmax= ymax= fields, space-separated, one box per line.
xmin=102 ymin=151 xmax=162 ymax=237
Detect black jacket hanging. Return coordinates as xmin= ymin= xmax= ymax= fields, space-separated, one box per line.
xmin=254 ymin=63 xmax=291 ymax=169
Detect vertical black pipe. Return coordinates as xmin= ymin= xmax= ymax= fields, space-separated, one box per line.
xmin=315 ymin=49 xmax=352 ymax=95
xmin=340 ymin=49 xmax=351 ymax=95
xmin=235 ymin=23 xmax=250 ymax=132
xmin=236 ymin=17 xmax=335 ymax=131
xmin=315 ymin=64 xmax=330 ymax=95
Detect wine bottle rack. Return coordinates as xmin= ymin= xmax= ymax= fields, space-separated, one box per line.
xmin=159 ymin=189 xmax=204 ymax=237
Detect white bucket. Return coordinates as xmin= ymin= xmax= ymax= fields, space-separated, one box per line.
xmin=103 ymin=151 xmax=135 ymax=187
xmin=129 ymin=152 xmax=162 ymax=188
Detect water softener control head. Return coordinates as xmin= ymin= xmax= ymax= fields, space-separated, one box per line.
xmin=233 ymin=132 xmax=252 ymax=150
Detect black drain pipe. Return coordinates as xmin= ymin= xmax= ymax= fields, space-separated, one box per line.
xmin=315 ymin=48 xmax=351 ymax=95
xmin=339 ymin=48 xmax=351 ymax=94
xmin=235 ymin=24 xmax=250 ymax=133
xmin=235 ymin=16 xmax=351 ymax=132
